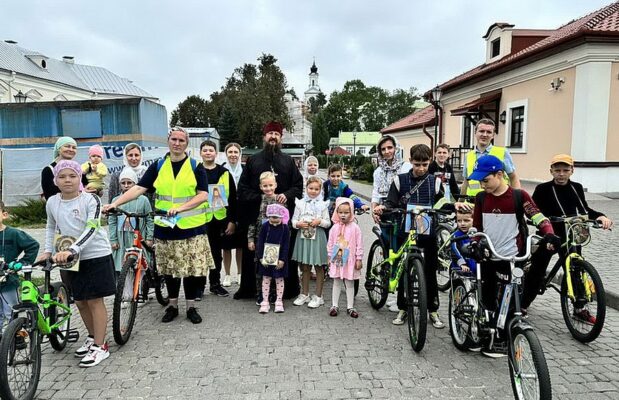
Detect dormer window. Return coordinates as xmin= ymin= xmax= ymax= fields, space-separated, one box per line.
xmin=25 ymin=54 xmax=49 ymax=70
xmin=491 ymin=38 xmax=501 ymax=58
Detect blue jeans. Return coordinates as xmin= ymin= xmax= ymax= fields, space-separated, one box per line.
xmin=0 ymin=286 xmax=18 ymax=330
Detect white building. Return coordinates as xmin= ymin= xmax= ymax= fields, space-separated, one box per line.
xmin=0 ymin=40 xmax=156 ymax=103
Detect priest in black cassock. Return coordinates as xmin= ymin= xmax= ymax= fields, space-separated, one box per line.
xmin=233 ymin=121 xmax=303 ymax=300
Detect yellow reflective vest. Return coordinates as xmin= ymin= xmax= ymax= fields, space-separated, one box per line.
xmin=465 ymin=146 xmax=510 ymax=196
xmin=153 ymin=156 xmax=208 ymax=229
xmin=205 ymin=170 xmax=230 ymax=222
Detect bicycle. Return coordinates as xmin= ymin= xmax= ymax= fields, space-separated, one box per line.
xmin=107 ymin=208 xmax=169 ymax=345
xmin=448 ymin=230 xmax=552 ymax=400
xmin=365 ymin=206 xmax=451 ymax=352
xmin=532 ymin=216 xmax=606 ymax=343
xmin=0 ymin=257 xmax=79 ymax=400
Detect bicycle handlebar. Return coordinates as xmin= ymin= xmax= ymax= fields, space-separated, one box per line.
xmin=381 ymin=207 xmax=453 ymax=217
xmin=548 ymin=216 xmax=603 ymax=229
xmin=466 ymin=229 xmax=541 ymax=262
xmin=105 ymin=208 xmax=168 ymax=218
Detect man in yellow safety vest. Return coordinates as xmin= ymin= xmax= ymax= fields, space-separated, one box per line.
xmin=460 ymin=118 xmax=521 ymax=196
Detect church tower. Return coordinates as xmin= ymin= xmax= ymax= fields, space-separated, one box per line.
xmin=304 ymin=59 xmax=321 ymax=103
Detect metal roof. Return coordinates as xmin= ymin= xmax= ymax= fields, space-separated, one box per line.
xmin=0 ymin=41 xmax=155 ymax=99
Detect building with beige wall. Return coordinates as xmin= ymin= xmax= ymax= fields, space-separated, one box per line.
xmin=383 ymin=1 xmax=619 ymax=193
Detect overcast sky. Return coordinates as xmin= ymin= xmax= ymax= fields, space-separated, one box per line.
xmin=5 ymin=0 xmax=612 ymax=114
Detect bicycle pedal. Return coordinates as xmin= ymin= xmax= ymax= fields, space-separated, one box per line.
xmin=66 ymin=330 xmax=80 ymax=343
xmin=461 ymin=305 xmax=475 ymax=313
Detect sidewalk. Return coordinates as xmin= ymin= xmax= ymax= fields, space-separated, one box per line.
xmin=319 ymin=169 xmax=619 ymax=311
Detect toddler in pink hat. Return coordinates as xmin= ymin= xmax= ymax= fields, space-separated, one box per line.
xmin=81 ymin=145 xmax=108 ymax=196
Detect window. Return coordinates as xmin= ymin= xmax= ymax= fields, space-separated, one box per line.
xmin=357 ymin=147 xmax=366 ymax=155
xmin=461 ymin=118 xmax=473 ymax=149
xmin=491 ymin=38 xmax=500 ymax=58
xmin=504 ymin=99 xmax=528 ymax=152
xmin=346 ymin=147 xmax=353 ymax=154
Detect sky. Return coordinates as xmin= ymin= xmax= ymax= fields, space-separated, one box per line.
xmin=4 ymin=0 xmax=613 ymax=114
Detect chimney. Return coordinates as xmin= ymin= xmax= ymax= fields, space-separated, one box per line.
xmin=4 ymin=40 xmax=17 ymax=44
xmin=62 ymin=56 xmax=74 ymax=64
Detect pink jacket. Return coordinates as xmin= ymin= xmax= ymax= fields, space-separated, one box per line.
xmin=327 ymin=198 xmax=364 ymax=280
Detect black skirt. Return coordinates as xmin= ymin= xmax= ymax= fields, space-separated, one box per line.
xmin=65 ymin=254 xmax=116 ymax=301
xmin=221 ymin=226 xmax=247 ymax=250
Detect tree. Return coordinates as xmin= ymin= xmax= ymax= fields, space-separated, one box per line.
xmin=308 ymin=92 xmax=327 ymax=118
xmin=311 ymin=112 xmax=329 ymax=155
xmin=217 ymin=100 xmax=240 ymax=147
xmin=170 ymin=95 xmax=210 ymax=127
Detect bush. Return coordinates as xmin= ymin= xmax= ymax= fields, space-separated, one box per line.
xmin=8 ymin=198 xmax=47 ymax=226
xmin=360 ymin=162 xmax=375 ymax=181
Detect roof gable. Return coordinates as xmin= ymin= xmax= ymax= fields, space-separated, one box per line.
xmin=381 ymin=105 xmax=435 ymax=134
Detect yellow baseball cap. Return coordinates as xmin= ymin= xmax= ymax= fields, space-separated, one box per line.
xmin=550 ymin=154 xmax=574 ymax=166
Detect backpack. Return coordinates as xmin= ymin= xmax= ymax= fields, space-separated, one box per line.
xmin=478 ymin=189 xmax=528 ymax=254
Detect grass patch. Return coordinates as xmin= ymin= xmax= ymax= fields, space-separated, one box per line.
xmin=8 ymin=198 xmax=47 ymax=227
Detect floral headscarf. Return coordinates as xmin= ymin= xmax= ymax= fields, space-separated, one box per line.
xmin=376 ymin=135 xmax=404 ymax=198
xmin=266 ymin=203 xmax=290 ymax=225
xmin=53 ymin=160 xmax=84 ymax=192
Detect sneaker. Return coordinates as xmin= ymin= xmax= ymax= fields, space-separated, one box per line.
xmin=222 ymin=275 xmax=232 ymax=287
xmin=307 ymin=295 xmax=324 ymax=309
xmin=392 ymin=310 xmax=407 ymax=325
xmin=235 ymin=274 xmax=241 ymax=284
xmin=574 ymin=309 xmax=596 ymax=325
xmin=430 ymin=312 xmax=445 ymax=329
xmin=386 ymin=299 xmax=397 ymax=307
xmin=274 ymin=301 xmax=285 ymax=313
xmin=161 ymin=306 xmax=179 ymax=323
xmin=388 ymin=303 xmax=400 ymax=313
xmin=259 ymin=302 xmax=270 ymax=314
xmin=329 ymin=306 xmax=339 ymax=317
xmin=210 ymin=286 xmax=230 ymax=297
xmin=75 ymin=336 xmax=94 ymax=358
xmin=186 ymin=307 xmax=202 ymax=324
xmin=293 ymin=294 xmax=310 ymax=306
xmin=256 ymin=293 xmax=263 ymax=306
xmin=347 ymin=308 xmax=359 ymax=318
xmin=79 ymin=343 xmax=110 ymax=368
xmin=481 ymin=341 xmax=508 ymax=358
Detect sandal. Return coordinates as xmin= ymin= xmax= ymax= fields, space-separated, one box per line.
xmin=347 ymin=308 xmax=359 ymax=318
xmin=329 ymin=306 xmax=338 ymax=317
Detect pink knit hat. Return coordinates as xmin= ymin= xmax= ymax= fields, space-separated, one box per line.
xmin=88 ymin=145 xmax=104 ymax=158
xmin=266 ymin=203 xmax=289 ymax=225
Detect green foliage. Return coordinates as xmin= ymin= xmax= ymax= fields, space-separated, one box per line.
xmin=360 ymin=162 xmax=375 ymax=182
xmin=170 ymin=95 xmax=210 ymax=127
xmin=311 ymin=112 xmax=329 ymax=155
xmin=8 ymin=198 xmax=47 ymax=226
xmin=218 ymin=100 xmax=240 ymax=147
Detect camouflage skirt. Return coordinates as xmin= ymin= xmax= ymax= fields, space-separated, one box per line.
xmin=155 ymin=234 xmax=215 ymax=278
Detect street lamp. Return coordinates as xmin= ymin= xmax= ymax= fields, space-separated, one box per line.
xmin=430 ymin=84 xmax=443 ymax=150
xmin=352 ymin=130 xmax=357 ymax=169
xmin=14 ymin=90 xmax=27 ymax=103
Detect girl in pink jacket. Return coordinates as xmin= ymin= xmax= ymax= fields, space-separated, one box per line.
xmin=328 ymin=197 xmax=363 ymax=318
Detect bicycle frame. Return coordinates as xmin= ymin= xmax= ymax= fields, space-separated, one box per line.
xmin=119 ymin=216 xmax=149 ymax=301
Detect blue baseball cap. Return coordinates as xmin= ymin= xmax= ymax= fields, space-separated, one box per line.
xmin=468 ymin=155 xmax=504 ymax=181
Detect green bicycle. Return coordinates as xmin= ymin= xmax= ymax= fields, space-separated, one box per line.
xmin=0 ymin=257 xmax=79 ymax=400
xmin=365 ymin=207 xmax=451 ymax=352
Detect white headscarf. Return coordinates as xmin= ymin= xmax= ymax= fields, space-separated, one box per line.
xmin=224 ymin=144 xmax=243 ymax=185
xmin=123 ymin=143 xmax=147 ymax=180
xmin=119 ymin=167 xmax=138 ymax=184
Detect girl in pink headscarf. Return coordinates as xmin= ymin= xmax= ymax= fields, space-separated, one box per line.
xmin=327 ymin=197 xmax=363 ymax=318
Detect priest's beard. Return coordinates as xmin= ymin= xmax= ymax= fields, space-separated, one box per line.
xmin=263 ymin=141 xmax=282 ymax=160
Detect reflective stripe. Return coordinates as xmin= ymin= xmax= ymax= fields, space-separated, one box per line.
xmin=178 ymin=208 xmax=209 ymax=218
xmin=155 ymin=194 xmax=193 ymax=203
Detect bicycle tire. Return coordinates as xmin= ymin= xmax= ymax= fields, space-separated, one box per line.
xmin=0 ymin=317 xmax=41 ymax=400
xmin=112 ymin=257 xmax=139 ymax=345
xmin=448 ymin=278 xmax=477 ymax=351
xmin=406 ymin=256 xmax=427 ymax=352
xmin=560 ymin=259 xmax=606 ymax=343
xmin=365 ymin=239 xmax=389 ymax=309
xmin=48 ymin=282 xmax=71 ymax=351
xmin=508 ymin=326 xmax=552 ymax=400
xmin=436 ymin=224 xmax=453 ymax=291
xmin=154 ymin=272 xmax=170 ymax=306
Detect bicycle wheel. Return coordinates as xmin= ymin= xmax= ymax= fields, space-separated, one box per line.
xmin=560 ymin=259 xmax=606 ymax=343
xmin=406 ymin=256 xmax=427 ymax=352
xmin=48 ymin=282 xmax=71 ymax=351
xmin=436 ymin=224 xmax=452 ymax=291
xmin=448 ymin=279 xmax=478 ymax=351
xmin=365 ymin=240 xmax=389 ymax=309
xmin=508 ymin=326 xmax=552 ymax=400
xmin=0 ymin=317 xmax=41 ymax=400
xmin=154 ymin=272 xmax=170 ymax=306
xmin=113 ymin=257 xmax=139 ymax=345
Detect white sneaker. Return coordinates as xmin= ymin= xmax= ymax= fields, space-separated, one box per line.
xmin=392 ymin=310 xmax=407 ymax=325
xmin=388 ymin=303 xmax=400 ymax=313
xmin=234 ymin=274 xmax=241 ymax=284
xmin=293 ymin=294 xmax=310 ymax=306
xmin=79 ymin=343 xmax=110 ymax=367
xmin=430 ymin=312 xmax=445 ymax=329
xmin=74 ymin=336 xmax=94 ymax=358
xmin=308 ymin=295 xmax=324 ymax=309
xmin=222 ymin=275 xmax=232 ymax=287
xmin=386 ymin=299 xmax=396 ymax=307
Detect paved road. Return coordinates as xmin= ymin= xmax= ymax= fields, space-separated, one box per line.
xmin=21 ymin=208 xmax=619 ymax=399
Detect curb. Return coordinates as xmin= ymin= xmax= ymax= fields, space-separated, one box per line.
xmin=551 ymin=273 xmax=619 ymax=312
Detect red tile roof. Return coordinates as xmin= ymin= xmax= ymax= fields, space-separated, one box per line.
xmin=434 ymin=1 xmax=619 ymax=94
xmin=450 ymin=92 xmax=501 ymax=116
xmin=381 ymin=105 xmax=435 ymax=134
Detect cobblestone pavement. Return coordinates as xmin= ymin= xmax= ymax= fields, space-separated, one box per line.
xmin=20 ymin=209 xmax=619 ymax=399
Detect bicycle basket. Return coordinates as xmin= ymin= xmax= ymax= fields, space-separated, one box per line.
xmin=567 ymin=216 xmax=591 ymax=246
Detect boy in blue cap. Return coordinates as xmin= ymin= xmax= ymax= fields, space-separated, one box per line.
xmin=462 ymin=155 xmax=558 ymax=357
